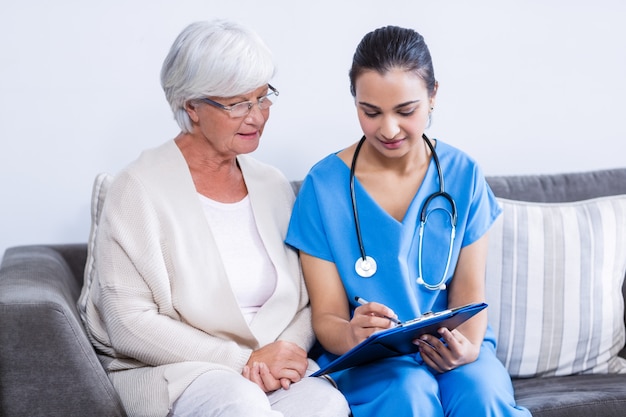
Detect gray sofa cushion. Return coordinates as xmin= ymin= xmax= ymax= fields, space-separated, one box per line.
xmin=513 ymin=374 xmax=626 ymax=416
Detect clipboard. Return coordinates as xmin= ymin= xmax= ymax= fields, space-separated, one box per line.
xmin=311 ymin=302 xmax=487 ymax=377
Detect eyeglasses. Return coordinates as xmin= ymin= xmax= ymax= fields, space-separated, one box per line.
xmin=199 ymin=85 xmax=279 ymax=118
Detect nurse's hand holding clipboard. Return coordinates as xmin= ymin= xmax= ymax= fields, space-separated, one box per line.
xmin=415 ymin=319 xmax=483 ymax=373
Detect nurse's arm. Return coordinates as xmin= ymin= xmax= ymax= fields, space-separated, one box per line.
xmin=417 ymin=234 xmax=490 ymax=371
xmin=299 ymin=252 xmax=389 ymax=355
xmin=446 ymin=232 xmax=489 ymax=347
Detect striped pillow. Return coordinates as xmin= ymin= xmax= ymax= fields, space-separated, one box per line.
xmin=485 ymin=195 xmax=626 ymax=378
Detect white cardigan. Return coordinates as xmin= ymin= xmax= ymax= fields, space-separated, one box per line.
xmin=78 ymin=140 xmax=313 ymax=417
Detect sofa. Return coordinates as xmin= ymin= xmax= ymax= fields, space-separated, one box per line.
xmin=2 ymin=167 xmax=626 ymax=417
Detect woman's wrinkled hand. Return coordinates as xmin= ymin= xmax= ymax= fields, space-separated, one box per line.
xmin=242 ymin=361 xmax=288 ymax=392
xmin=243 ymin=340 xmax=308 ymax=391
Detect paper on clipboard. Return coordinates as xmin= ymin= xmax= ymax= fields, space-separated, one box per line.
xmin=310 ymin=302 xmax=487 ymax=377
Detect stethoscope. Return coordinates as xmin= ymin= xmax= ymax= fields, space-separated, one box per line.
xmin=350 ymin=134 xmax=457 ymax=290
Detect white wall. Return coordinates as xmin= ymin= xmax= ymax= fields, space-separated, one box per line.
xmin=1 ymin=0 xmax=625 ymax=259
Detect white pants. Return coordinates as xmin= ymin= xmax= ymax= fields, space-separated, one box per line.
xmin=169 ymin=369 xmax=350 ymax=417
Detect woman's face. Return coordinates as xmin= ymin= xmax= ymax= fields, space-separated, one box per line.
xmin=354 ymin=67 xmax=436 ymax=158
xmin=187 ymin=84 xmax=271 ymax=158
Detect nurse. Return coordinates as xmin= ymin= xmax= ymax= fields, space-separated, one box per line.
xmin=286 ymin=25 xmax=531 ymax=417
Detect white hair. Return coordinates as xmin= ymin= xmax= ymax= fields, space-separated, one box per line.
xmin=160 ymin=20 xmax=275 ymax=132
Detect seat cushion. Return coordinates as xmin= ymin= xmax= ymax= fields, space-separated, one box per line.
xmin=513 ymin=374 xmax=626 ymax=417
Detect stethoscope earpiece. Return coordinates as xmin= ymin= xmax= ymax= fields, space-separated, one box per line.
xmin=350 ymin=134 xmax=457 ymax=290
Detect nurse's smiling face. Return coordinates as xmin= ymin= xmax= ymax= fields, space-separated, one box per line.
xmin=354 ymin=67 xmax=436 ymax=158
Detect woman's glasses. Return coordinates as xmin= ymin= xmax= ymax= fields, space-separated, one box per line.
xmin=199 ymin=85 xmax=279 ymax=118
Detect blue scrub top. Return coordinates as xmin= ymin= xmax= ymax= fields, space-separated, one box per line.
xmin=286 ymin=139 xmax=501 ymax=338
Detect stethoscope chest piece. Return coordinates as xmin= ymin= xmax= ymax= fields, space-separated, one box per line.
xmin=355 ymin=256 xmax=377 ymax=278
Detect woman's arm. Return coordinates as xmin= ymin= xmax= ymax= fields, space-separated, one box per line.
xmin=300 ymin=252 xmax=398 ymax=356
xmin=89 ymin=172 xmax=254 ymax=372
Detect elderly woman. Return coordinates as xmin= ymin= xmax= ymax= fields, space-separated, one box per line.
xmin=77 ymin=20 xmax=349 ymax=417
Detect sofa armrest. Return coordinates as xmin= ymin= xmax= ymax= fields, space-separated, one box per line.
xmin=0 ymin=245 xmax=126 ymax=417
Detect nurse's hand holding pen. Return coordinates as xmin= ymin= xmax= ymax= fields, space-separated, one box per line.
xmin=351 ymin=296 xmax=400 ymax=343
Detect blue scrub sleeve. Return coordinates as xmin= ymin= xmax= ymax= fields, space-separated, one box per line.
xmin=461 ymin=165 xmax=502 ymax=247
xmin=286 ymin=176 xmax=335 ymax=263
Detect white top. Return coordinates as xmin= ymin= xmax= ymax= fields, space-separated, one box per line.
xmin=198 ymin=194 xmax=277 ymax=325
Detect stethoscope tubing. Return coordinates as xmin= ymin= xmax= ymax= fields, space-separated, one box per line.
xmin=350 ymin=134 xmax=457 ymax=289
xmin=349 ymin=137 xmax=368 ymax=263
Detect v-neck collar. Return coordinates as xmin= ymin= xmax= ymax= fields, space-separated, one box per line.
xmin=331 ymin=151 xmax=437 ymax=226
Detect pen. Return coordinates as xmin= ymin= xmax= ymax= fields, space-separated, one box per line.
xmin=354 ymin=296 xmax=402 ymax=325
